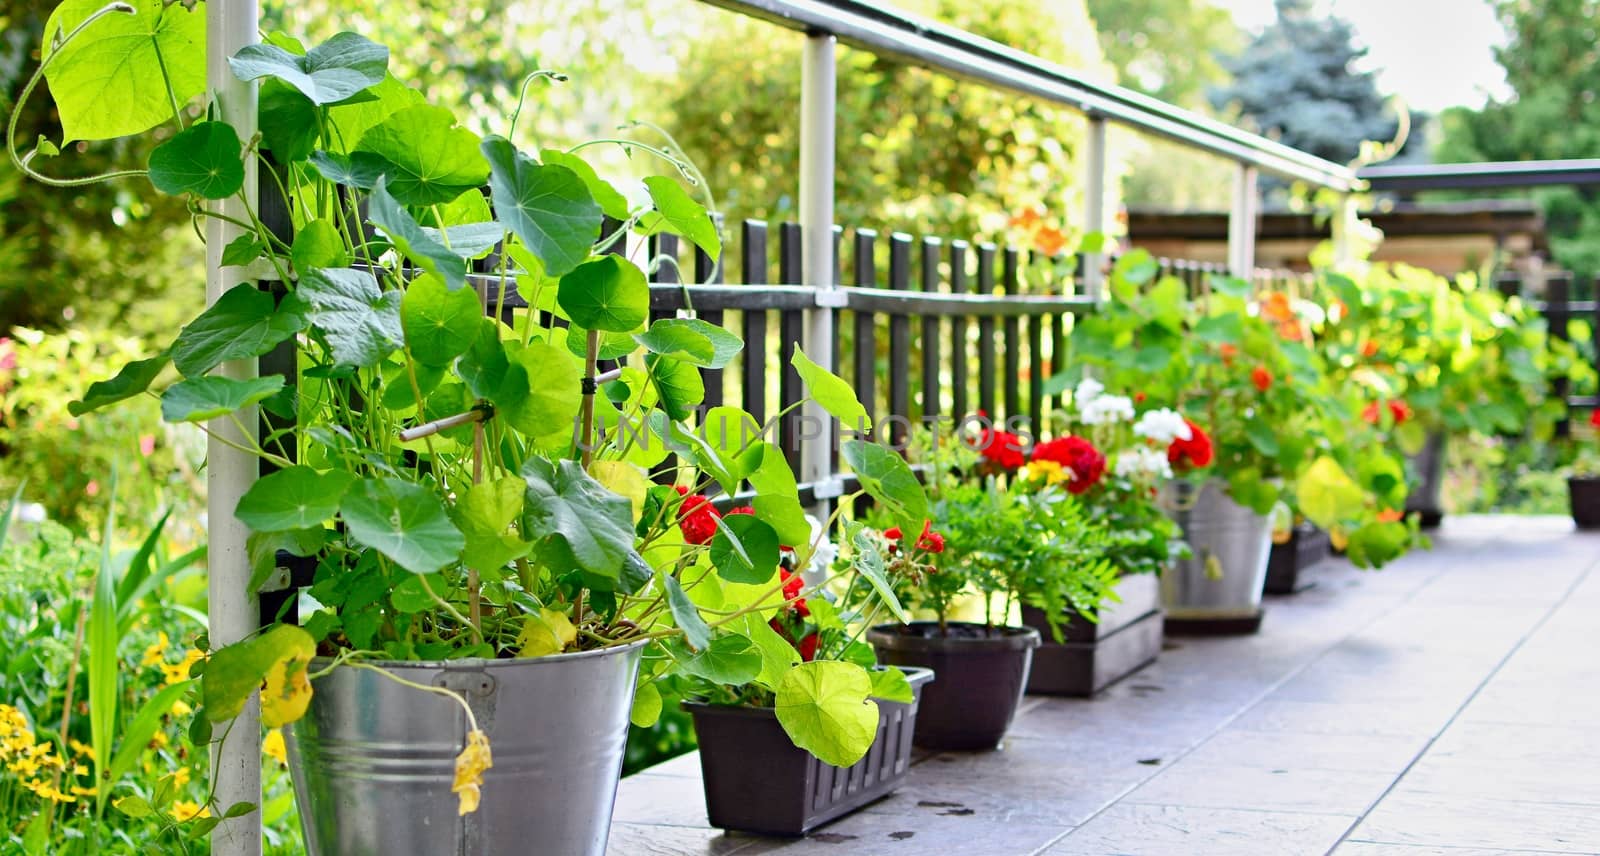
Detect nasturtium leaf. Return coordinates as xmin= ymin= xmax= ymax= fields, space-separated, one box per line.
xmin=291 ymin=219 xmax=349 ymax=273
xmin=160 ymin=375 xmax=285 ymax=423
xmin=1295 ymin=456 xmax=1367 ymax=530
xmin=228 ymin=31 xmax=388 ymax=106
xmin=1244 ymin=419 xmax=1281 ymax=457
xmin=450 ymin=477 xmax=530 ymax=573
xmin=558 ymin=255 xmax=649 ymax=333
xmin=732 ymin=613 xmax=801 ymax=692
xmin=709 ymin=515 xmax=780 ymax=585
xmin=539 ymin=148 xmax=630 ymax=220
xmin=221 ymin=235 xmax=266 ymax=268
xmin=340 ymin=478 xmax=465 ymax=574
xmin=420 ymin=222 xmax=503 ymax=259
xmin=435 ymin=189 xmax=494 ymax=228
xmin=233 ymin=466 xmax=355 ymax=532
xmin=307 ymin=150 xmax=389 ymax=190
xmin=380 ymin=361 xmax=443 ymax=412
xmin=850 ymin=528 xmax=911 ymax=623
xmin=496 ymin=341 xmax=583 ymax=450
xmin=297 ymin=267 xmax=403 ymax=368
xmin=203 ymin=624 xmax=315 ymax=724
xmin=260 ymin=638 xmax=316 ymax=728
xmin=402 ymin=275 xmax=481 ymax=366
xmin=517 ymin=608 xmax=577 ymax=657
xmin=792 ymin=346 xmax=871 ymax=432
xmin=665 ymin=634 xmax=761 ymax=684
xmin=173 ymin=284 xmax=306 ymax=379
xmin=356 ymin=105 xmax=487 ymax=206
xmin=564 ymin=324 xmax=638 ymax=361
xmin=367 ymin=176 xmax=467 ymax=289
xmin=520 ymin=456 xmax=638 ymax=583
xmin=842 ymin=440 xmax=930 ymax=528
xmin=148 ymin=121 xmax=246 ymax=199
xmin=69 ymin=351 xmax=171 ymax=416
xmin=662 ymin=575 xmax=712 ymax=651
xmin=630 ymin=681 xmax=663 ymax=728
xmin=482 ymin=136 xmax=601 ymax=277
xmin=42 ymin=0 xmax=206 ymax=142
xmin=646 ymin=355 xmax=705 ymax=422
xmin=635 ymin=318 xmax=743 ymax=369
xmin=589 ymin=461 xmax=651 ymax=522
xmin=752 ymin=494 xmax=811 ymax=547
xmin=456 ymin=319 xmax=510 ymax=399
xmin=867 ymin=666 xmax=914 ymax=704
xmin=259 ymin=80 xmax=319 ymax=162
xmin=774 ymin=661 xmax=879 ymax=768
xmin=637 ymin=176 xmax=721 ymax=259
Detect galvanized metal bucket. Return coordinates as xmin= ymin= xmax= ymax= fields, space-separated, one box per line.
xmin=1161 ymin=480 xmax=1273 ymax=620
xmin=286 ymin=641 xmax=646 ymax=856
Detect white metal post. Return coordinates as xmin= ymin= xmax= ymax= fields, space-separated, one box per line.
xmin=1330 ymin=192 xmax=1358 ymax=267
xmin=800 ymin=34 xmax=839 ymax=512
xmin=207 ymin=1 xmax=262 ymax=854
xmin=1228 ymin=162 xmax=1259 ymax=279
xmin=1082 ymin=115 xmax=1108 ymax=301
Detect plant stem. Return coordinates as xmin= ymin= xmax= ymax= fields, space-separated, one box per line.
xmin=580 ymin=329 xmax=599 ymax=467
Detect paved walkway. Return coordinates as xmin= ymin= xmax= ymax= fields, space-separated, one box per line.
xmin=610 ymin=516 xmax=1600 ymax=856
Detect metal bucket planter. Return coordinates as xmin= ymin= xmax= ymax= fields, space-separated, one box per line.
xmin=686 ymin=667 xmax=935 ymax=836
xmin=1161 ymin=480 xmax=1272 ymax=635
xmin=1569 ymin=477 xmax=1600 ymax=530
xmin=1021 ymin=572 xmax=1162 ymax=696
xmin=286 ymin=641 xmax=646 ymax=856
xmin=1263 ymin=523 xmax=1331 ymax=595
xmin=867 ymin=622 xmax=1039 ymax=751
xmin=1404 ymin=431 xmax=1447 ymax=529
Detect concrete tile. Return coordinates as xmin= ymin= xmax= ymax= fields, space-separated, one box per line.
xmin=735 ymin=811 xmax=1068 ymax=856
xmin=1352 ymin=792 xmax=1600 ymax=852
xmin=1045 ymin=803 xmax=1355 ymax=856
xmin=1182 ymin=729 xmax=1428 ymax=776
xmin=612 ymin=772 xmax=712 ymax=827
xmin=607 ymin=823 xmax=757 ymax=855
xmin=1229 ymin=699 xmax=1454 ymax=738
xmin=1124 ymin=760 xmax=1394 ymax=815
xmin=1336 ymin=842 xmax=1590 ymax=855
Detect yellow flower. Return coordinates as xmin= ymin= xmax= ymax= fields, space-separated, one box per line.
xmin=23 ymin=780 xmax=75 ymax=803
xmin=452 ymin=730 xmax=493 ymax=816
xmin=8 ymin=756 xmax=41 ymax=776
xmin=73 ymin=763 xmax=89 ymax=777
xmin=171 ymin=800 xmax=210 ymax=822
xmin=0 ymin=704 xmax=28 ymax=738
xmin=69 ymin=738 xmax=94 ymax=760
xmin=149 ymin=730 xmax=169 ymax=750
xmin=262 ymin=730 xmax=288 ymax=767
xmin=170 ymin=699 xmax=193 ymax=717
xmin=1022 ymin=460 xmax=1069 ymax=486
xmin=161 ymin=650 xmax=204 ymax=686
xmin=70 ymin=785 xmax=97 ymax=798
xmin=170 ymin=767 xmax=191 ymax=787
xmin=141 ymin=631 xmax=171 ymax=668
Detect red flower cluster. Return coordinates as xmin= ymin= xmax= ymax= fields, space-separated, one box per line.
xmin=779 ymin=569 xmax=809 ymax=617
xmin=1032 ymin=436 xmax=1106 ymax=494
xmin=1251 ymin=366 xmax=1273 ymax=392
xmin=976 ymin=425 xmax=1026 ymax=470
xmin=770 ymin=569 xmax=819 ymax=660
xmin=1591 ymin=409 xmax=1600 ymax=429
xmin=885 ymin=520 xmax=946 ymax=553
xmin=674 ymin=486 xmax=721 ymax=545
xmin=1167 ymin=419 xmax=1214 ymax=469
xmin=1361 ymin=400 xmax=1411 ymax=426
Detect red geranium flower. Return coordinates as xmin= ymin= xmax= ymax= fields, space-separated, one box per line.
xmin=976 ymin=426 xmax=1026 ymax=470
xmin=1591 ymin=409 xmax=1600 ymax=429
xmin=726 ymin=506 xmax=755 ymax=516
xmin=1032 ymin=435 xmax=1106 ymax=494
xmin=778 ymin=569 xmax=809 ymax=617
xmin=797 ymin=633 xmax=820 ymax=662
xmin=1167 ymin=419 xmax=1214 ymax=469
xmin=677 ymin=493 xmax=721 ymax=546
xmin=914 ymin=519 xmax=946 ymax=553
xmin=1360 ymin=340 xmax=1380 ymax=358
xmin=884 ymin=526 xmax=903 ymax=541
xmin=1251 ymin=366 xmax=1272 ymax=392
xmin=1388 ymin=400 xmax=1411 ymax=425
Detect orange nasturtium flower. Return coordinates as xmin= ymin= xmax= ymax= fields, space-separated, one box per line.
xmin=1034 ymin=226 xmax=1068 ymax=257
xmin=1219 ymin=343 xmax=1239 ymax=365
xmin=1251 ymin=366 xmax=1273 ymax=392
xmin=1377 ymin=508 xmax=1405 ymax=523
xmin=1261 ymin=291 xmax=1295 ymax=323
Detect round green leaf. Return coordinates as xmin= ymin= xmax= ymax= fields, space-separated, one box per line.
xmin=148 ymin=122 xmax=246 ymax=199
xmin=774 ymin=661 xmax=880 ymax=768
xmin=368 ymin=176 xmax=467 ymax=289
xmin=558 ymin=256 xmax=649 ymax=334
xmin=340 ymin=478 xmax=465 ymax=574
xmin=792 ymin=346 xmax=871 ymax=431
xmin=520 ymin=457 xmax=639 ymax=584
xmin=402 ymin=275 xmax=482 ymax=366
xmin=259 ymin=80 xmax=319 ymax=162
xmin=636 ymin=318 xmax=743 ymax=369
xmin=42 ymin=0 xmax=206 ymax=142
xmin=291 ymin=219 xmax=350 ymax=273
xmin=665 ymin=634 xmax=762 ymax=684
xmin=637 ymin=176 xmax=721 ymax=259
xmin=630 ymin=681 xmax=663 ymax=728
xmin=356 ymin=105 xmax=488 ymax=206
xmin=495 ymin=340 xmax=583 ymax=450
xmin=173 ymin=284 xmax=307 ymax=379
xmin=482 ymin=136 xmax=601 ymax=277
xmin=710 ymin=515 xmax=780 ymax=585
xmin=297 ymin=268 xmax=404 ymax=368
xmin=842 ymin=440 xmax=930 ymax=529
xmin=646 ymin=355 xmax=705 ymax=422
xmin=160 ymin=375 xmax=286 ymax=423
xmin=234 ymin=466 xmax=356 ymax=532
xmin=227 ymin=32 xmax=388 ymax=105
xmin=540 ymin=148 xmax=630 ymax=221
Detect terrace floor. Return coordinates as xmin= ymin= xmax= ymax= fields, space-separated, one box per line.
xmin=610 ymin=515 xmax=1600 ymax=856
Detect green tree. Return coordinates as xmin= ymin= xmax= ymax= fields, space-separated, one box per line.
xmin=1436 ymin=0 xmax=1600 ymax=278
xmin=656 ymin=0 xmax=1114 ymax=242
xmin=1086 ymin=0 xmax=1239 ymax=108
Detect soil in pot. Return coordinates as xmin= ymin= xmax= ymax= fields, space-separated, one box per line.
xmin=1570 ymin=477 xmax=1600 ymax=530
xmin=687 ymin=667 xmax=935 ymax=836
xmin=866 ymin=622 xmax=1039 ymax=751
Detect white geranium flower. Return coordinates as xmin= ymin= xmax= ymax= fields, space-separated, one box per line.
xmin=1074 ymin=377 xmax=1105 ymax=407
xmin=801 ymin=514 xmax=836 ymax=585
xmin=15 ymin=502 xmax=45 ymax=524
xmin=1080 ymin=393 xmax=1134 ymax=426
xmin=1133 ymin=408 xmax=1191 ymax=444
xmin=1115 ymin=446 xmax=1173 ymax=480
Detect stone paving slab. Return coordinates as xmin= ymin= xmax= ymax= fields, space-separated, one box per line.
xmin=610 ymin=516 xmax=1600 ymax=856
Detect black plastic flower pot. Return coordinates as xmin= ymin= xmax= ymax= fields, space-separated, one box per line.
xmin=1263 ymin=524 xmax=1331 ymax=595
xmin=1569 ymin=477 xmax=1600 ymax=530
xmin=685 ymin=667 xmax=934 ymax=837
xmin=1020 ymin=573 xmax=1162 ymax=697
xmin=866 ymin=622 xmax=1039 ymax=751
xmin=1404 ymin=431 xmax=1447 ymax=530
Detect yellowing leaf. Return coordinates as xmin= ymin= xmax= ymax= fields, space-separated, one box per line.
xmin=452 ymin=729 xmax=492 ymax=815
xmin=260 ymin=634 xmax=315 ymax=728
xmin=589 ymin=461 xmax=650 ymax=523
xmin=517 ymin=608 xmax=577 ymax=657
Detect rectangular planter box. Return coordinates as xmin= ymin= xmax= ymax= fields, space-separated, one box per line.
xmin=1264 ymin=524 xmax=1331 ymax=595
xmin=686 ymin=667 xmax=934 ymax=836
xmin=1021 ymin=573 xmax=1162 ymax=696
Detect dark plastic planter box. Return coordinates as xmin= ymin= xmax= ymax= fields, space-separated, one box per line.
xmin=1264 ymin=524 xmax=1331 ymax=595
xmin=686 ymin=667 xmax=934 ymax=836
xmin=1021 ymin=573 xmax=1162 ymax=696
xmin=1570 ymin=477 xmax=1600 ymax=530
xmin=867 ymin=623 xmax=1039 ymax=751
